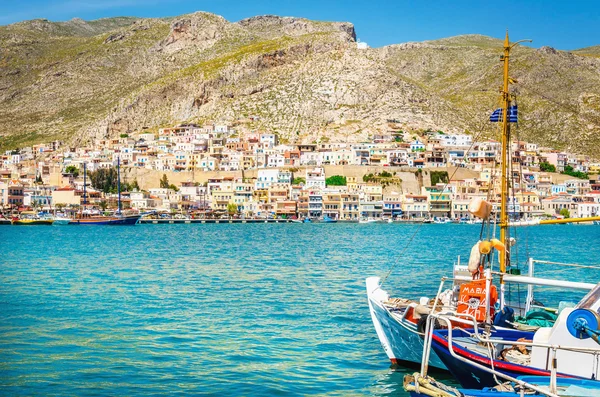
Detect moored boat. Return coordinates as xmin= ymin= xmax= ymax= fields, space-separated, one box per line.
xmin=52 ymin=214 xmax=72 ymax=225
xmin=11 ymin=211 xmax=54 ymax=225
xmin=321 ymin=215 xmax=337 ymax=223
xmin=70 ymin=214 xmax=141 ymax=225
xmin=366 ymin=277 xmax=448 ymax=370
xmin=365 ymin=31 xmax=600 ymax=375
xmin=359 ymin=217 xmax=378 ymax=224
xmin=71 ymin=157 xmax=141 ymax=225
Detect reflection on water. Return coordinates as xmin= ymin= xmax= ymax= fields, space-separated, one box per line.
xmin=1 ymin=223 xmax=599 ymax=396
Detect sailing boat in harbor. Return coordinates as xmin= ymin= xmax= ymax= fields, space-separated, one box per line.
xmin=70 ymin=158 xmax=141 ymax=225
xmin=366 ymin=31 xmax=600 ymax=373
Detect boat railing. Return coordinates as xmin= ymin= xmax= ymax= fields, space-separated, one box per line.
xmin=422 ymin=312 xmax=562 ymax=396
xmin=434 ymin=259 xmax=597 ymax=315
xmin=421 ymin=310 xmax=600 ymax=397
xmin=522 ymin=258 xmax=600 ymax=312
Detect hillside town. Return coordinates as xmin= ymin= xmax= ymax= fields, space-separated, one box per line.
xmin=1 ymin=123 xmax=600 ymax=221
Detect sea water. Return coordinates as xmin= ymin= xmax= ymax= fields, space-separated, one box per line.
xmin=1 ymin=223 xmax=599 ymax=396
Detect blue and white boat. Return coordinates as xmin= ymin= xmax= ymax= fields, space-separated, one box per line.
xmin=366 ymin=31 xmax=600 ymax=376
xmin=366 ymin=277 xmax=447 ymax=369
xmin=321 ymin=215 xmax=337 ymax=223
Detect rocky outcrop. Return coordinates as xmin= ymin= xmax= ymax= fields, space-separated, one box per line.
xmin=237 ymin=15 xmax=356 ymax=42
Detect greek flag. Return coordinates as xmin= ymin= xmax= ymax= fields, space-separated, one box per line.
xmin=490 ymin=105 xmax=518 ymax=122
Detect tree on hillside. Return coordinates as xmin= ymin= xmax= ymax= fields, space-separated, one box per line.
xmin=292 ymin=177 xmax=306 ymax=185
xmin=539 ymin=162 xmax=556 ymax=173
xmin=326 ymin=175 xmax=347 ymax=186
xmin=160 ymin=174 xmax=169 ymax=189
xmin=131 ymin=179 xmax=140 ymax=191
xmin=65 ymin=165 xmax=79 ymax=178
xmin=430 ymin=171 xmax=449 ymax=185
xmin=562 ymin=165 xmax=588 ymax=180
xmin=88 ymin=167 xmax=118 ymax=193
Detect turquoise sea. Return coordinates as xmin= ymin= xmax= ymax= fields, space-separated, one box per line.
xmin=1 ymin=223 xmax=600 ymax=396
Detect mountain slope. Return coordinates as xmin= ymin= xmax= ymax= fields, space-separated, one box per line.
xmin=0 ymin=14 xmax=599 ymax=157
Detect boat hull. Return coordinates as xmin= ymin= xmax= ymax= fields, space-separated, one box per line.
xmin=69 ymin=215 xmax=141 ymax=225
xmin=429 ymin=329 xmax=577 ymax=389
xmin=366 ymin=277 xmax=447 ymax=370
xmin=12 ymin=219 xmax=54 ymax=225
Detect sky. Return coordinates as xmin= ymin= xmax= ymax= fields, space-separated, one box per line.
xmin=1 ymin=0 xmax=598 ymax=50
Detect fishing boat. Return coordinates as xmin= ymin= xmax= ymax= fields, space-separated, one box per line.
xmin=321 ymin=215 xmax=337 ymax=223
xmin=12 ymin=211 xmax=54 ymax=225
xmin=303 ymin=217 xmax=312 ymax=223
xmin=359 ymin=218 xmax=378 ymax=224
xmin=51 ymin=212 xmax=72 ymax=225
xmin=366 ymin=31 xmax=600 ymax=373
xmin=404 ymin=286 xmax=600 ymax=394
xmin=71 ymin=159 xmax=141 ymax=225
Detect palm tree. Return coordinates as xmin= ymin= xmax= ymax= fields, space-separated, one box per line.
xmin=227 ymin=202 xmax=238 ymax=218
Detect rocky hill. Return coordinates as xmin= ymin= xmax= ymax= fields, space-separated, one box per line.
xmin=1 ymin=12 xmax=599 ymax=156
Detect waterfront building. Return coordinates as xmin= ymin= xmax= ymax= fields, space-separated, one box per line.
xmin=571 ymin=200 xmax=600 ymax=218
xmin=340 ymin=192 xmax=360 ymax=220
xmin=51 ymin=186 xmax=82 ymax=207
xmin=359 ymin=199 xmax=383 ymax=219
xmin=541 ymin=194 xmax=572 ymax=215
xmin=383 ymin=192 xmax=403 ymax=218
xmin=0 ymin=180 xmax=25 ymax=208
xmin=322 ymin=192 xmax=342 ymax=220
xmin=423 ymin=186 xmax=452 ymax=218
xmin=308 ymin=191 xmax=323 ymax=218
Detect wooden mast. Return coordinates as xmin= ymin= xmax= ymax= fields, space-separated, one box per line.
xmin=499 ymin=31 xmax=511 ymax=275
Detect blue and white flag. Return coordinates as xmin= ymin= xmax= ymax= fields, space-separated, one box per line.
xmin=490 ymin=105 xmax=518 ymax=122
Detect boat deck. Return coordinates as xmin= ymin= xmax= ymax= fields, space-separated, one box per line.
xmin=452 ymin=336 xmax=531 ymax=366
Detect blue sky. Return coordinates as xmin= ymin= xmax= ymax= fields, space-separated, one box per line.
xmin=1 ymin=0 xmax=598 ymax=50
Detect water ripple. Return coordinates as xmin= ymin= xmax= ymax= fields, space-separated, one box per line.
xmin=1 ymin=223 xmax=599 ymax=396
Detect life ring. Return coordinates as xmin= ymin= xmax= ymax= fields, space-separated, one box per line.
xmin=457 ymin=279 xmax=498 ymax=322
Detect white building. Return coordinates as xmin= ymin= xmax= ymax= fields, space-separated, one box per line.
xmin=410 ymin=140 xmax=425 ymax=152
xmin=306 ymin=167 xmax=326 ymax=190
xmin=255 ymin=169 xmax=281 ymax=189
